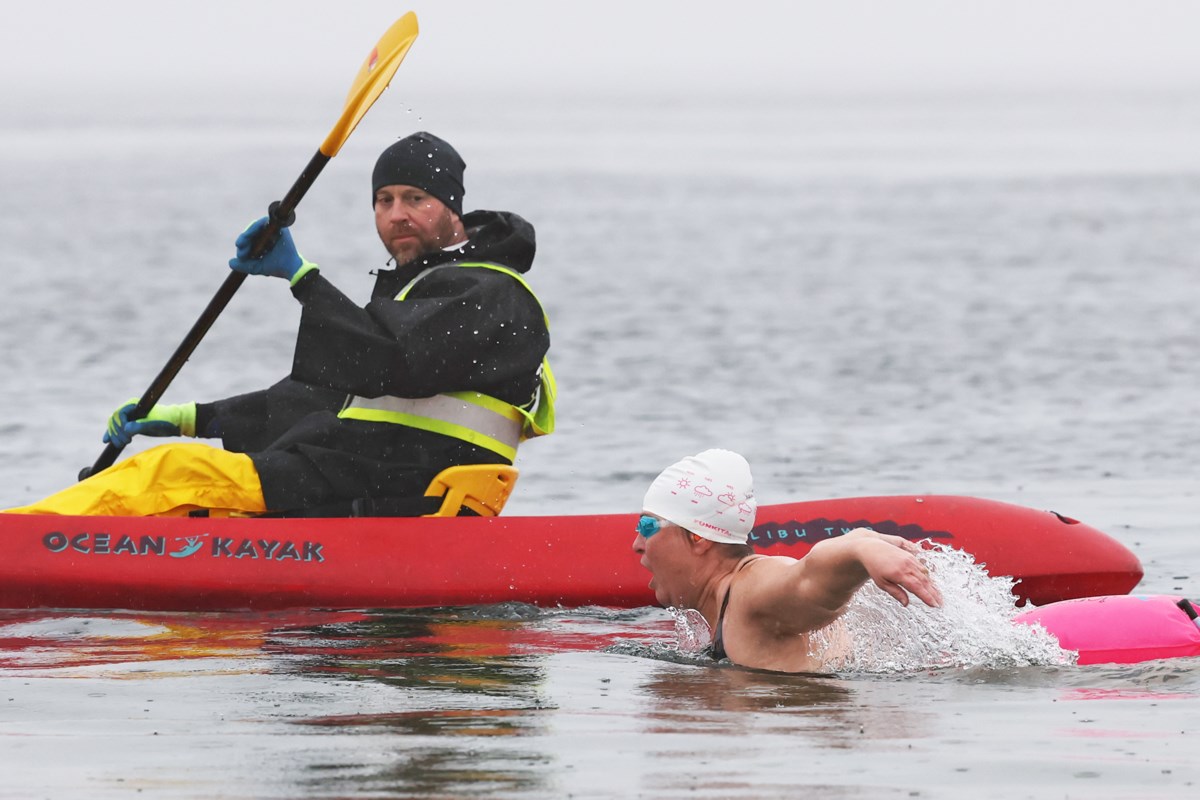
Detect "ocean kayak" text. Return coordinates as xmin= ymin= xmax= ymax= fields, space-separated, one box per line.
xmin=42 ymin=531 xmax=325 ymax=563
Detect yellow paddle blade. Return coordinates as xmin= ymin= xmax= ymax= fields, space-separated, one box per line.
xmin=320 ymin=12 xmax=420 ymax=157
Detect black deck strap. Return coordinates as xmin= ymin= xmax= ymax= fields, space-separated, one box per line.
xmin=1177 ymin=598 xmax=1199 ymax=620
xmin=183 ymin=495 xmax=484 ymax=519
xmin=350 ymin=495 xmax=445 ymax=517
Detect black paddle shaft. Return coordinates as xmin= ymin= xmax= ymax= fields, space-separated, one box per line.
xmin=79 ymin=150 xmax=332 ymax=480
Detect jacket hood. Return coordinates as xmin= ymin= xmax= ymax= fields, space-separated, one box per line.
xmin=457 ymin=209 xmax=536 ymax=274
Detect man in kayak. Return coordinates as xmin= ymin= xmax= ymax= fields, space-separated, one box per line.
xmin=7 ymin=132 xmax=554 ymax=517
xmin=634 ymin=449 xmax=942 ymax=672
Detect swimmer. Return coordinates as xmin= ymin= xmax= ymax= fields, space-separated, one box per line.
xmin=633 ymin=449 xmax=942 ymax=672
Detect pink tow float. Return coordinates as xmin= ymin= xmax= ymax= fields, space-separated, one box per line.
xmin=1015 ymin=594 xmax=1200 ymax=665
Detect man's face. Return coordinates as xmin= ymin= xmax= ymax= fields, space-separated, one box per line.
xmin=632 ymin=514 xmax=697 ymax=608
xmin=374 ymin=184 xmax=465 ymax=265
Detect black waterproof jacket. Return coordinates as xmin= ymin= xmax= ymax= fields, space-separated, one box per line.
xmin=194 ymin=210 xmax=549 ymax=512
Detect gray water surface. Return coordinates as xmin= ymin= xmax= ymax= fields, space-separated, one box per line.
xmin=1 ymin=90 xmax=1198 ymax=798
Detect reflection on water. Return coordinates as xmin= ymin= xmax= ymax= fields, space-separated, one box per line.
xmin=0 ymin=605 xmax=673 ymax=672
xmin=2 ymin=604 xmax=1199 ymax=798
xmin=0 ymin=608 xmax=355 ymax=670
xmin=300 ymin=703 xmax=556 ymax=798
xmin=639 ymin=662 xmax=851 ymax=716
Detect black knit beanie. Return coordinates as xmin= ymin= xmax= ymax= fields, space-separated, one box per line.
xmin=371 ymin=132 xmax=466 ymax=216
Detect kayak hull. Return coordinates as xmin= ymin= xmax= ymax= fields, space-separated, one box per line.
xmin=0 ymin=495 xmax=1142 ymax=611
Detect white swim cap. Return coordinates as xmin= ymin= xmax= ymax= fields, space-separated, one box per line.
xmin=642 ymin=449 xmax=757 ymax=544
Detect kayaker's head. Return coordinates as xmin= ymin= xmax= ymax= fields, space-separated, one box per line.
xmin=372 ymin=132 xmax=468 ymax=266
xmin=633 ymin=449 xmax=757 ymax=608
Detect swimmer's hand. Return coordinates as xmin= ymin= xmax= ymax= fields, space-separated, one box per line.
xmin=844 ymin=527 xmax=943 ymax=609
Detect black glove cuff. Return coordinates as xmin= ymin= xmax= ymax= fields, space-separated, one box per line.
xmin=194 ymin=402 xmax=222 ymax=439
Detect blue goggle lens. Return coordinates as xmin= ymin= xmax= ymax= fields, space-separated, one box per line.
xmin=637 ymin=515 xmax=663 ymax=538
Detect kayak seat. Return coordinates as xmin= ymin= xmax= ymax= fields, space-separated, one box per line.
xmin=422 ymin=464 xmax=519 ymax=517
xmin=346 ymin=464 xmax=519 ymax=517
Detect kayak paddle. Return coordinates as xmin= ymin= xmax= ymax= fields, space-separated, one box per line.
xmin=81 ymin=12 xmax=419 ymax=480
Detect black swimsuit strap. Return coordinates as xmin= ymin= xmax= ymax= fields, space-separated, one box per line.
xmin=710 ymin=557 xmax=756 ymax=662
xmin=710 ymin=585 xmax=733 ymax=661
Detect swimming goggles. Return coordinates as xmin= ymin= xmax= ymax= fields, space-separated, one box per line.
xmin=637 ymin=515 xmax=664 ymax=538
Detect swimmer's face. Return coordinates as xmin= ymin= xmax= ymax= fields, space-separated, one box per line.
xmin=633 ymin=513 xmax=697 ymax=608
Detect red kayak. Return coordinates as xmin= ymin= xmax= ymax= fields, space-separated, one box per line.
xmin=0 ymin=494 xmax=1141 ymax=611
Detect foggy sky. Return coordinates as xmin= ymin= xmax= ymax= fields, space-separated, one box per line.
xmin=3 ymin=0 xmax=1199 ymax=104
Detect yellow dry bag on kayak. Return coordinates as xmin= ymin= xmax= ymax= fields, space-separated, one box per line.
xmin=3 ymin=443 xmax=267 ymax=517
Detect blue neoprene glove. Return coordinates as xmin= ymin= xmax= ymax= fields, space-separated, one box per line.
xmin=228 ymin=217 xmax=318 ymax=285
xmin=103 ymin=398 xmax=197 ymax=448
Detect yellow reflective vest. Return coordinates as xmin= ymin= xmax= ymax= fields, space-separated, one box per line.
xmin=337 ymin=261 xmax=555 ymax=462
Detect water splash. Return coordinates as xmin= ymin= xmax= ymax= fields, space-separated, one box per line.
xmin=666 ymin=607 xmax=712 ymax=654
xmin=807 ymin=543 xmax=1076 ymax=674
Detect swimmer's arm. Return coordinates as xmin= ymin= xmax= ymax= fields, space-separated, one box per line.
xmin=741 ymin=529 xmax=942 ymax=636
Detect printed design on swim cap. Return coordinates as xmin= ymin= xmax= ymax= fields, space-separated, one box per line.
xmin=675 ymin=469 xmax=751 ymax=522
xmin=717 ymin=492 xmax=755 ymax=518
